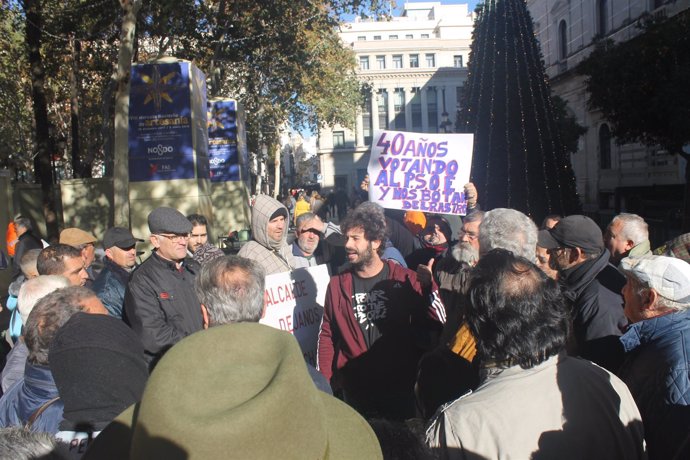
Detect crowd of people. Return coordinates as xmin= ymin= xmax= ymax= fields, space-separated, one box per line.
xmin=0 ymin=184 xmax=689 ymax=459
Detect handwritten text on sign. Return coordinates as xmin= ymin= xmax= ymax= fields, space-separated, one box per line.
xmin=368 ymin=130 xmax=474 ymax=215
xmin=260 ymin=265 xmax=330 ymax=366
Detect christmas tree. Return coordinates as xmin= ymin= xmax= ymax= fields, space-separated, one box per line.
xmin=458 ymin=0 xmax=581 ymax=222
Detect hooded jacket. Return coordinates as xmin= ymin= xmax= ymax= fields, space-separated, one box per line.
xmin=238 ymin=195 xmax=295 ymax=276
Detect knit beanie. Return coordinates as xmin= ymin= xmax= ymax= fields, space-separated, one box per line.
xmin=49 ymin=312 xmax=148 ymax=431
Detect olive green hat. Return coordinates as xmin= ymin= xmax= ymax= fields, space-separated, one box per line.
xmin=84 ymin=323 xmax=382 ymax=460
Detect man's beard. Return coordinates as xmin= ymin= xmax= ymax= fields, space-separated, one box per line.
xmin=349 ymin=243 xmax=374 ymax=269
xmin=452 ymin=241 xmax=479 ymax=265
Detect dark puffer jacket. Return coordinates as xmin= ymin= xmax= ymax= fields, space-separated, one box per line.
xmin=618 ymin=309 xmax=690 ymax=460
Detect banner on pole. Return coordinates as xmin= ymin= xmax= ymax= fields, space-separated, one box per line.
xmin=367 ymin=130 xmax=474 ymax=215
xmin=260 ymin=265 xmax=330 ymax=366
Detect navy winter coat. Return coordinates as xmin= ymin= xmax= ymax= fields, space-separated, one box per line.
xmin=618 ymin=309 xmax=690 ymax=460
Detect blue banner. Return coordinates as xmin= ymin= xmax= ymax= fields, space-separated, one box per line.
xmin=207 ymin=99 xmax=240 ymax=182
xmin=128 ymin=62 xmax=195 ymax=181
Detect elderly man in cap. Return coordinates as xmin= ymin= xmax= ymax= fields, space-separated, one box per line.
xmin=93 ymin=227 xmax=142 ymax=319
xmin=238 ymin=194 xmax=295 ymax=275
xmin=60 ymin=227 xmax=98 ymax=287
xmin=617 ymin=255 xmax=690 ymax=460
xmin=538 ymin=215 xmax=627 ymax=371
xmin=124 ymin=207 xmax=203 ymax=369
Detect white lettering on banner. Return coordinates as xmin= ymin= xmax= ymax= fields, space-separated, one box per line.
xmin=147 ymin=144 xmax=174 ymax=156
xmin=260 ymin=266 xmax=330 ymax=367
xmin=368 ymin=130 xmax=474 ymax=216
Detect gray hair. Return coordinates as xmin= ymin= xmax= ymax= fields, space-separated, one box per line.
xmin=195 ymin=255 xmax=266 ymax=326
xmin=479 ymin=208 xmax=538 ymax=262
xmin=296 ymin=212 xmax=319 ymax=229
xmin=463 ymin=210 xmax=485 ymax=224
xmin=17 ymin=275 xmax=70 ymax=324
xmin=24 ymin=286 xmax=93 ymax=365
xmin=628 ymin=273 xmax=690 ymax=312
xmin=19 ymin=249 xmax=42 ymax=277
xmin=611 ymin=213 xmax=649 ymax=246
xmin=0 ymin=427 xmax=60 ymax=460
xmin=13 ymin=216 xmax=32 ymax=232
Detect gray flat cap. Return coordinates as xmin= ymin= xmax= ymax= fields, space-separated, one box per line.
xmin=148 ymin=207 xmax=193 ymax=234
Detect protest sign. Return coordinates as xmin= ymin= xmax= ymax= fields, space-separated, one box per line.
xmin=260 ymin=265 xmax=330 ymax=366
xmin=367 ymin=130 xmax=474 ymax=215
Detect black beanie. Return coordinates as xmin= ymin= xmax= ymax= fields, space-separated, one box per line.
xmin=49 ymin=312 xmax=149 ymax=431
xmin=270 ymin=207 xmax=288 ymax=221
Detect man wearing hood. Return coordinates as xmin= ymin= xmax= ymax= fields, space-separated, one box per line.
xmin=538 ymin=215 xmax=628 ymax=372
xmin=238 ymin=195 xmax=295 ymax=276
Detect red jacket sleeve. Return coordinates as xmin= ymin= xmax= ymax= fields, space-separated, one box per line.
xmin=316 ymin=282 xmax=336 ymax=381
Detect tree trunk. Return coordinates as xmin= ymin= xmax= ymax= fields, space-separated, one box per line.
xmin=69 ymin=36 xmax=82 ymax=177
xmin=113 ymin=0 xmax=142 ymax=228
xmin=273 ymin=133 xmax=281 ymax=199
xmin=25 ymin=0 xmax=59 ymax=241
xmin=208 ymin=0 xmax=227 ymax=98
xmin=101 ymin=75 xmax=117 ymax=177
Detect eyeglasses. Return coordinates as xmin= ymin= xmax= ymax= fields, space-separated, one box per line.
xmin=458 ymin=229 xmax=478 ymax=240
xmin=157 ymin=233 xmax=190 ymax=243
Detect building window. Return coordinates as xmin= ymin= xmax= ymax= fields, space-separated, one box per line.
xmin=389 ymin=35 xmax=398 ymax=40
xmin=373 ymin=35 xmax=382 ymax=40
xmin=394 ymin=88 xmax=406 ymax=130
xmin=453 ymin=55 xmax=464 ymax=67
xmin=376 ymin=55 xmax=386 ymax=69
xmin=421 ymin=33 xmax=430 ymax=38
xmin=426 ymin=53 xmax=436 ymax=67
xmin=427 ymin=87 xmax=438 ymax=133
xmin=357 ymin=36 xmax=366 ymax=41
xmin=362 ymin=91 xmax=373 ymax=145
xmin=393 ymin=55 xmax=403 ymax=69
xmin=377 ymin=90 xmax=389 ymax=130
xmin=456 ymin=86 xmax=463 ymax=112
xmin=405 ymin=34 xmax=414 ymax=39
xmin=596 ymin=0 xmax=608 ymax=36
xmin=411 ymin=88 xmax=422 ymax=131
xmin=333 ymin=131 xmax=345 ymax=148
xmin=359 ymin=56 xmax=369 ymax=70
xmin=599 ymin=124 xmax=611 ymax=169
xmin=409 ymin=54 xmax=419 ymax=68
xmin=558 ymin=20 xmax=568 ymax=60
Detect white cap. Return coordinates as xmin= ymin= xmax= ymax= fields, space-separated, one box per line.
xmin=620 ymin=255 xmax=690 ymax=304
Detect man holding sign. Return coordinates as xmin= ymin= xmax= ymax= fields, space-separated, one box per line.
xmin=317 ymin=202 xmax=446 ymax=420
